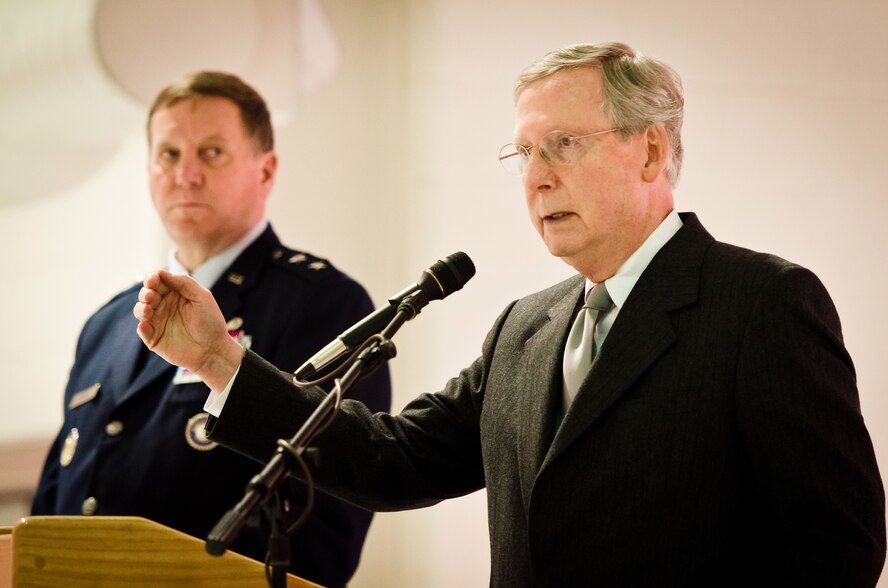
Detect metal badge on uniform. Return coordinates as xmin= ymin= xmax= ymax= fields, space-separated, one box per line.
xmin=226 ymin=317 xmax=252 ymax=350
xmin=185 ymin=413 xmax=218 ymax=451
xmin=229 ymin=330 xmax=252 ymax=350
xmin=60 ymin=428 xmax=79 ymax=467
xmin=68 ymin=383 xmax=100 ymax=409
xmin=172 ymin=320 xmax=251 ymax=385
xmin=172 ymin=366 xmax=203 ymax=385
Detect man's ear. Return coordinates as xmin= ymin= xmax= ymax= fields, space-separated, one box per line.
xmin=260 ymin=151 xmax=278 ymax=187
xmin=641 ymin=125 xmax=669 ymax=183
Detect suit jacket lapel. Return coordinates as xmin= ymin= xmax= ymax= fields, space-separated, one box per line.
xmin=516 ymin=276 xmax=584 ymax=509
xmin=542 ymin=213 xmax=713 ymax=469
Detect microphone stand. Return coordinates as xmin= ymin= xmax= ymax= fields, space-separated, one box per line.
xmin=205 ymin=290 xmax=430 ymax=587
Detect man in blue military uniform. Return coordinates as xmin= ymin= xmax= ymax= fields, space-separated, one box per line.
xmin=32 ymin=71 xmax=391 ymax=588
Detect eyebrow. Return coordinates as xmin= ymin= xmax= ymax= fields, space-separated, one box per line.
xmin=153 ymin=133 xmax=230 ymax=149
xmin=198 ymin=133 xmax=229 ymax=145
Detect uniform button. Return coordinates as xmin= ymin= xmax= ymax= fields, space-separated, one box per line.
xmin=104 ymin=420 xmax=124 ymax=436
xmin=82 ymin=497 xmax=98 ymax=516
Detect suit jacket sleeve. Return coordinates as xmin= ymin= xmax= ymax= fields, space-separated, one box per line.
xmin=207 ymin=304 xmax=516 ymax=512
xmin=735 ymin=264 xmax=885 ymax=584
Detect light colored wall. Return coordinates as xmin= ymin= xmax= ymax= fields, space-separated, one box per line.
xmin=0 ymin=1 xmax=885 ymax=586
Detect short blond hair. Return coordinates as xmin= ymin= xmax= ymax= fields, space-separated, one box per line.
xmin=147 ymin=71 xmax=274 ymax=153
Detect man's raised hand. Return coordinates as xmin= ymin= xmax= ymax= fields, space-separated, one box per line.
xmin=134 ymin=270 xmax=244 ymax=391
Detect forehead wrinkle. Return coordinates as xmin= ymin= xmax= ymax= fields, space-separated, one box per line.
xmin=514 ymin=69 xmax=607 ymax=142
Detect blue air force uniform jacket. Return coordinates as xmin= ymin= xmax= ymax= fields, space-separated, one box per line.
xmin=32 ymin=225 xmax=391 ymax=588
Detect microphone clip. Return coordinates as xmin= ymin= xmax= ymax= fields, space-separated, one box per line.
xmin=393 ymin=289 xmax=429 ymax=323
xmin=205 ymin=283 xmax=433 ymax=571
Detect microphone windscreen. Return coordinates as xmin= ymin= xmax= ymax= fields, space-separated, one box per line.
xmin=422 ymin=252 xmax=475 ymax=300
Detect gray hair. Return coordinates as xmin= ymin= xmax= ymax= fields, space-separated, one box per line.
xmin=516 ymin=42 xmax=684 ymax=186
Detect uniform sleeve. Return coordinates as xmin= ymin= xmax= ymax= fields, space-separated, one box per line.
xmin=30 ymin=431 xmax=64 ymax=514
xmin=31 ymin=318 xmax=94 ymax=515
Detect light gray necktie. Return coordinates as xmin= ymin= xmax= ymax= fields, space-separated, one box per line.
xmin=562 ymin=282 xmax=614 ymax=411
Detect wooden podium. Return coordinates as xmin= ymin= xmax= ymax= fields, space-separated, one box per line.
xmin=0 ymin=516 xmax=321 ymax=587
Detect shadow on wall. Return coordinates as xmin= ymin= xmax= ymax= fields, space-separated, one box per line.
xmin=0 ymin=142 xmax=133 ymax=209
xmin=0 ymin=0 xmax=336 ymax=207
xmin=0 ymin=2 xmax=141 ymax=207
xmin=0 ymin=0 xmax=339 ymax=206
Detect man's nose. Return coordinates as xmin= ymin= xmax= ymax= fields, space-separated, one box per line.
xmin=175 ymin=154 xmax=204 ymax=187
xmin=523 ymin=148 xmax=555 ymax=191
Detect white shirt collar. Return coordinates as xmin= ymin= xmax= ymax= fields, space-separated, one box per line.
xmin=167 ymin=219 xmax=269 ymax=289
xmin=586 ymin=210 xmax=683 ymax=308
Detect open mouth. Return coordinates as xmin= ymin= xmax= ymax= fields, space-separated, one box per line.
xmin=544 ymin=212 xmax=572 ymax=221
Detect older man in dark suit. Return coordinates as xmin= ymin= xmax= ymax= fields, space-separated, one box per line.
xmin=133 ymin=44 xmax=885 ymax=586
xmin=33 ymin=71 xmax=390 ymax=588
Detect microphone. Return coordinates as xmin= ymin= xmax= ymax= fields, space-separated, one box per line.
xmin=294 ymin=252 xmax=475 ymax=380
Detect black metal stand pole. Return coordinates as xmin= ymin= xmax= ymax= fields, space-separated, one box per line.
xmin=205 ymin=291 xmax=430 ymax=584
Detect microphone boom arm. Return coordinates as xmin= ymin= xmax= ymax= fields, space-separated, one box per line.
xmin=205 ymin=291 xmax=431 ymax=583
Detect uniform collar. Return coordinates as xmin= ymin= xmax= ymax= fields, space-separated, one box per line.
xmin=168 ymin=219 xmax=270 ymax=289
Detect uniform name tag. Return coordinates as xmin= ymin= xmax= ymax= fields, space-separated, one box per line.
xmin=173 ymin=366 xmax=203 ymax=385
xmin=68 ymin=383 xmax=100 ymax=409
xmin=171 ymin=327 xmax=251 ymax=385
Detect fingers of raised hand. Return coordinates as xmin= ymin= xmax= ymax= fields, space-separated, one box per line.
xmin=143 ymin=270 xmax=174 ymax=295
xmin=135 ymin=318 xmax=156 ymax=347
xmin=138 ymin=285 xmax=157 ymax=305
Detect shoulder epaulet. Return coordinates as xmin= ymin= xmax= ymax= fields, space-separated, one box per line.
xmin=268 ymin=246 xmax=338 ymax=282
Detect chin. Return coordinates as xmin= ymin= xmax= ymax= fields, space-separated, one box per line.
xmin=542 ymin=242 xmax=585 ymax=273
xmin=165 ymin=223 xmax=211 ymax=242
xmin=558 ymin=256 xmax=584 ymax=275
xmin=543 ymin=237 xmax=578 ymax=260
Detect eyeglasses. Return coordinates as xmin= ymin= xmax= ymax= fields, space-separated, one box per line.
xmin=498 ymin=128 xmax=620 ymax=176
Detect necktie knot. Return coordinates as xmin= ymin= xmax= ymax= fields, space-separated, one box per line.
xmin=584 ymin=282 xmax=613 ymax=312
xmin=562 ymin=281 xmax=614 ymax=416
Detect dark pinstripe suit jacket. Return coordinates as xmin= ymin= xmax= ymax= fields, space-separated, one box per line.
xmin=209 ymin=213 xmax=885 ymax=587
